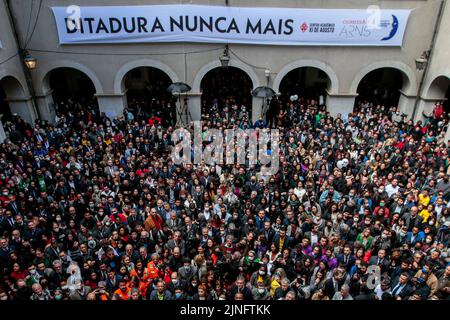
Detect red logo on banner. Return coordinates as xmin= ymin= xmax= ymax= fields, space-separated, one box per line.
xmin=300 ymin=22 xmax=308 ymax=32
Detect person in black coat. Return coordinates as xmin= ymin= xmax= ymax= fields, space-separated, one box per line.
xmin=410 ymin=277 xmax=431 ymax=300
xmin=323 ymin=269 xmax=345 ymax=299
xmin=229 ymin=276 xmax=253 ymax=301
xmin=336 ymin=245 xmax=356 ymax=272
xmin=391 ymin=272 xmax=414 ymax=300
xmin=272 ymin=227 xmax=292 ymax=252
xmin=368 ymin=248 xmax=390 ymax=274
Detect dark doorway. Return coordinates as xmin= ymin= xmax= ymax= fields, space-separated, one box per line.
xmin=200 ymin=66 xmax=253 ymax=114
xmin=123 ymin=67 xmax=173 ymax=117
xmin=355 ymin=68 xmax=404 ymax=110
xmin=48 ymin=68 xmax=99 ymax=115
xmin=279 ymin=67 xmax=330 ymax=106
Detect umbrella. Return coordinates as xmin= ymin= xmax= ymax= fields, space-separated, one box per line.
xmin=167 ymin=82 xmax=192 ymax=94
xmin=252 ymin=86 xmax=276 ymax=98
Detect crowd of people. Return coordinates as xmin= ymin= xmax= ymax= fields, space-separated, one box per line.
xmin=0 ymin=93 xmax=449 ymax=301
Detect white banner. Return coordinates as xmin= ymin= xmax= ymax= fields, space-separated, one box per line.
xmin=52 ymin=5 xmax=411 ymax=46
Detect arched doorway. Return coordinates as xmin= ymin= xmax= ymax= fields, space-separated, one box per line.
xmin=200 ymin=66 xmax=253 ymax=115
xmin=46 ymin=67 xmax=99 ymax=114
xmin=354 ymin=68 xmax=404 ymax=110
xmin=0 ymin=84 xmax=11 ymax=123
xmin=278 ymin=67 xmax=331 ymax=107
xmin=0 ymin=76 xmax=28 ymax=123
xmin=426 ymin=76 xmax=450 ymax=113
xmin=122 ymin=67 xmax=173 ymax=118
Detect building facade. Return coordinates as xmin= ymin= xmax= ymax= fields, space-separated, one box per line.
xmin=0 ymin=0 xmax=450 ymax=141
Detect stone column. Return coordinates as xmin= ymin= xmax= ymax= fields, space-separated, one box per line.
xmin=186 ymin=92 xmax=201 ymax=122
xmin=6 ymin=96 xmax=37 ymax=124
xmin=398 ymin=90 xmax=417 ymax=119
xmin=252 ymin=97 xmax=264 ymax=123
xmin=96 ymin=92 xmax=127 ymax=118
xmin=0 ymin=115 xmax=6 ymax=142
xmin=326 ymin=92 xmax=357 ymax=120
xmin=35 ymin=90 xmax=56 ymax=123
xmin=413 ymin=96 xmax=441 ymax=122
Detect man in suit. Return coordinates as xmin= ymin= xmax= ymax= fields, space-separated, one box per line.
xmin=200 ymin=169 xmax=213 ymax=187
xmin=104 ymin=160 xmax=118 ymax=178
xmin=213 ymin=225 xmax=228 ymax=245
xmin=259 ymin=221 xmax=275 ymax=244
xmin=165 ymin=231 xmax=186 ymax=256
xmin=303 ymin=224 xmax=323 ymax=247
xmin=368 ymin=248 xmax=390 ymax=273
xmin=32 ymin=156 xmax=48 ymax=170
xmin=165 ymin=211 xmax=182 ymax=232
xmin=391 ymin=273 xmax=414 ymax=300
xmin=6 ymin=194 xmax=21 ymax=216
xmin=0 ymin=210 xmax=15 ymax=233
xmin=127 ymin=208 xmax=143 ymax=228
xmin=402 ymin=206 xmax=421 ymax=231
xmin=273 ymin=227 xmax=292 ymax=252
xmin=105 ymin=269 xmax=122 ymax=292
xmin=337 ymin=245 xmax=356 ymax=272
xmin=324 ymin=269 xmax=345 ymax=299
xmin=389 ymin=197 xmax=408 ymax=217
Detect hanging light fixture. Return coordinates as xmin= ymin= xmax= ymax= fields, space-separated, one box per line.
xmin=265 ymin=68 xmax=271 ymax=82
xmin=219 ymin=45 xmax=230 ymax=67
xmin=23 ymin=51 xmax=37 ymax=70
xmin=415 ymin=50 xmax=430 ymax=71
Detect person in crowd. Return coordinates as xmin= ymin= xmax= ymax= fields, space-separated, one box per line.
xmin=0 ymin=96 xmax=448 ymax=301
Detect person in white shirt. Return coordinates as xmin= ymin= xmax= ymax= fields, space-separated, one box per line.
xmin=385 ymin=179 xmax=400 ymax=198
xmin=374 ymin=280 xmax=392 ymax=299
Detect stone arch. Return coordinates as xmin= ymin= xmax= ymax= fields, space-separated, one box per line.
xmin=423 ymin=74 xmax=450 ymax=99
xmin=114 ymin=59 xmax=179 ymax=93
xmin=0 ymin=75 xmax=26 ymax=98
xmin=350 ymin=61 xmax=417 ymax=96
xmin=272 ymin=59 xmax=339 ymax=94
xmin=192 ymin=59 xmax=260 ymax=93
xmin=39 ymin=60 xmax=104 ymax=94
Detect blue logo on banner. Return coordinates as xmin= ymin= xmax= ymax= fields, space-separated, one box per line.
xmin=381 ymin=15 xmax=399 ymax=41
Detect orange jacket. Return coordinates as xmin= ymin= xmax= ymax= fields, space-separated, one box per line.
xmin=114 ymin=286 xmax=131 ymax=300
xmin=130 ymin=268 xmax=150 ymax=297
xmin=146 ymin=260 xmax=163 ymax=280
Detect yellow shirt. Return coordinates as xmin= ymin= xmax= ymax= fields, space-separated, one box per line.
xmin=270 ymin=279 xmax=280 ymax=297
xmin=419 ymin=209 xmax=430 ymax=223
xmin=418 ymin=194 xmax=430 ymax=206
xmin=279 ymin=237 xmax=285 ymax=252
